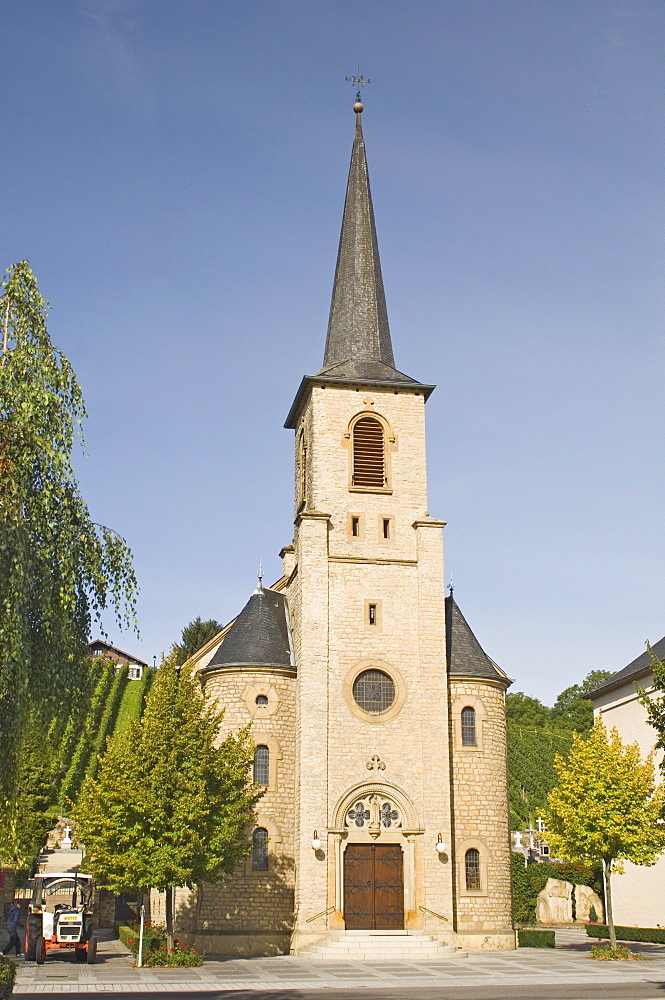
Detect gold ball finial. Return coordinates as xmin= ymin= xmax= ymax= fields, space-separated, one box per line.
xmin=354 ymin=101 xmax=364 ymax=114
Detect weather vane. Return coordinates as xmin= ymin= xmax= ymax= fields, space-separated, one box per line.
xmin=346 ymin=64 xmax=370 ymax=104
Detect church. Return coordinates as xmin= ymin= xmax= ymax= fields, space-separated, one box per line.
xmin=179 ymin=98 xmax=514 ymax=956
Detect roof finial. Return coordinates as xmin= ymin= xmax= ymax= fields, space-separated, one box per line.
xmin=448 ymin=574 xmax=454 ymax=597
xmin=346 ymin=63 xmax=369 ymax=114
xmin=254 ymin=560 xmax=264 ymax=593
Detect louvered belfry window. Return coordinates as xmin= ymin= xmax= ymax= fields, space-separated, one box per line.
xmin=353 ymin=417 xmax=385 ymax=488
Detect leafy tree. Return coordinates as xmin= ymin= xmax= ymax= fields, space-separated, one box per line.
xmin=0 ymin=261 xmax=137 ymax=841
xmin=546 ymin=718 xmax=665 ymax=947
xmin=505 ymin=692 xmax=551 ymax=729
xmin=73 ymin=657 xmax=261 ymax=950
xmin=14 ymin=711 xmax=57 ymax=872
xmin=551 ymin=670 xmax=613 ymax=732
xmin=171 ymin=617 xmax=223 ymax=663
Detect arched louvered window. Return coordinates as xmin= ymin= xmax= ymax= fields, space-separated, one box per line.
xmin=252 ymin=828 xmax=269 ymax=871
xmin=461 ymin=706 xmax=477 ymax=746
xmin=352 ymin=417 xmax=385 ymax=488
xmin=465 ymin=848 xmax=481 ymax=890
xmin=253 ymin=745 xmax=269 ymax=786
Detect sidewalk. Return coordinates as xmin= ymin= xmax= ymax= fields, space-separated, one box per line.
xmin=10 ymin=926 xmax=665 ymax=994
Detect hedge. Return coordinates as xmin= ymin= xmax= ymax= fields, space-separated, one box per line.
xmin=0 ymin=956 xmax=16 ymax=1000
xmin=586 ymin=924 xmax=665 ymax=944
xmin=518 ymin=929 xmax=555 ymax=948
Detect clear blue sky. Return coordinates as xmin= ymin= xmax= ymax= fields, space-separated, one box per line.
xmin=4 ymin=1 xmax=664 ymax=703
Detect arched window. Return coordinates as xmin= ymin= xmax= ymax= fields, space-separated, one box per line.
xmin=253 ymin=745 xmax=269 ymax=786
xmin=297 ymin=431 xmax=307 ymax=503
xmin=252 ymin=828 xmax=269 ymax=871
xmin=461 ymin=706 xmax=476 ymax=746
xmin=353 ymin=417 xmax=385 ymax=488
xmin=465 ymin=848 xmax=481 ymax=890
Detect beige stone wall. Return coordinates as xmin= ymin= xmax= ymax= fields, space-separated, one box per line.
xmin=287 ymin=384 xmax=460 ymax=949
xmin=168 ymin=666 xmax=296 ymax=952
xmin=449 ymin=678 xmax=513 ymax=935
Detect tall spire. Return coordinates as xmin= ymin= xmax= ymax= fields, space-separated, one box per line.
xmin=320 ymin=100 xmax=396 ymax=375
xmin=284 ymin=96 xmax=435 ymax=429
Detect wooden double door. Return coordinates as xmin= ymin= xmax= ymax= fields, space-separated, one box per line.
xmin=343 ymin=843 xmax=404 ymax=929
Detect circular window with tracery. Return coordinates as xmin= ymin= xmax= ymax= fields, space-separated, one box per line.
xmin=352 ymin=669 xmax=395 ymax=715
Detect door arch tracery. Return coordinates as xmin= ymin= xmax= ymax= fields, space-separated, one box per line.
xmin=330 ymin=781 xmax=421 ymax=929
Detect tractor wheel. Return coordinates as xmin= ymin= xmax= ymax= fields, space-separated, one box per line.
xmin=35 ymin=935 xmax=46 ymax=965
xmin=86 ymin=937 xmax=97 ymax=964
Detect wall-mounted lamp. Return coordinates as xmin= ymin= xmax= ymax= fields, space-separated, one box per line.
xmin=311 ymin=830 xmax=322 ymax=851
xmin=436 ymin=833 xmax=446 ymax=854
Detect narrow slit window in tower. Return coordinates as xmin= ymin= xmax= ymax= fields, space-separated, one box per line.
xmin=465 ymin=848 xmax=481 ymax=890
xmin=252 ymin=828 xmax=269 ymax=871
xmin=461 ymin=706 xmax=477 ymax=746
xmin=368 ymin=604 xmax=377 ymax=625
xmin=382 ymin=518 xmax=390 ymax=539
xmin=352 ymin=517 xmax=360 ymax=537
xmin=253 ymin=745 xmax=269 ymax=786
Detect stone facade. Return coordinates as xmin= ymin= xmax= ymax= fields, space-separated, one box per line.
xmin=448 ymin=678 xmax=512 ymax=945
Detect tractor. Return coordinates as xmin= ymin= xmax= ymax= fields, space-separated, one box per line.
xmin=25 ymin=872 xmax=97 ymax=964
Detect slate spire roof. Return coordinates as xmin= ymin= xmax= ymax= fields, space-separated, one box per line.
xmin=285 ymin=103 xmax=433 ymax=428
xmin=203 ymin=582 xmax=295 ymax=673
xmin=320 ymin=107 xmax=398 ymax=375
xmin=445 ymin=595 xmax=511 ymax=686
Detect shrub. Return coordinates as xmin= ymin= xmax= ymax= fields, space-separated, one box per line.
xmin=586 ymin=924 xmax=665 ymax=945
xmin=591 ymin=943 xmax=640 ymax=961
xmin=0 ymin=956 xmax=16 ymax=1000
xmin=116 ymin=921 xmax=167 ymax=961
xmin=588 ymin=905 xmax=598 ymax=923
xmin=144 ymin=942 xmax=203 ymax=967
xmin=518 ymin=929 xmax=555 ymax=948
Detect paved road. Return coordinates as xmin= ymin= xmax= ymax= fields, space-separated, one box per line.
xmin=10 ymin=926 xmax=665 ymax=997
xmin=14 ymin=988 xmax=665 ymax=1000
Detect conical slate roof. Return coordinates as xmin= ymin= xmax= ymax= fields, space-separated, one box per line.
xmin=285 ymin=106 xmax=433 ymax=429
xmin=204 ymin=585 xmax=295 ymax=672
xmin=445 ymin=595 xmax=510 ymax=686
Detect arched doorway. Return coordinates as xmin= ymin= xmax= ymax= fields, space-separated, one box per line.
xmin=331 ymin=782 xmax=421 ymax=931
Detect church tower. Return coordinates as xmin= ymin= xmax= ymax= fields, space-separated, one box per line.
xmin=189 ymin=98 xmax=514 ymax=956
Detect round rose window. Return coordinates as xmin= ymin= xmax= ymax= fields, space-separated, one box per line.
xmin=352 ymin=669 xmax=395 ymax=714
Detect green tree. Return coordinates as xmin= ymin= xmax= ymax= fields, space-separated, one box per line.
xmin=73 ymin=658 xmax=261 ymax=950
xmin=0 ymin=261 xmax=137 ymax=854
xmin=505 ymin=692 xmax=552 ymax=728
xmin=550 ymin=670 xmax=613 ymax=732
xmin=171 ymin=617 xmax=223 ymax=663
xmin=638 ymin=644 xmax=665 ymax=767
xmin=546 ymin=718 xmax=665 ymax=947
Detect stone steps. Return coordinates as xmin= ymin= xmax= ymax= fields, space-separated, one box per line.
xmin=305 ymin=930 xmax=467 ymax=961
